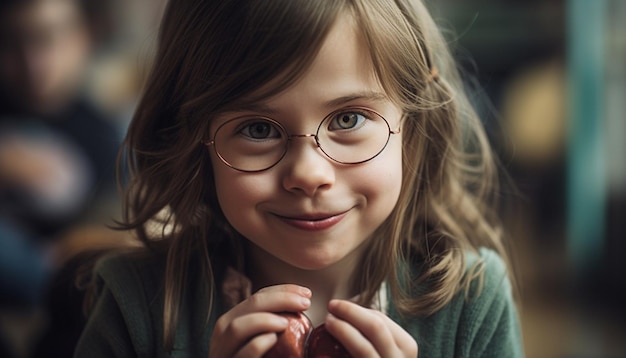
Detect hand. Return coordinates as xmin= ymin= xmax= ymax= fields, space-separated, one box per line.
xmin=324 ymin=299 xmax=418 ymax=358
xmin=208 ymin=284 xmax=312 ymax=358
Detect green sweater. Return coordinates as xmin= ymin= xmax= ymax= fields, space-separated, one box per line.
xmin=74 ymin=248 xmax=523 ymax=357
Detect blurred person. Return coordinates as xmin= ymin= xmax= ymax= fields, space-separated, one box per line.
xmin=0 ymin=0 xmax=121 ymax=356
xmin=0 ymin=0 xmax=119 ymax=300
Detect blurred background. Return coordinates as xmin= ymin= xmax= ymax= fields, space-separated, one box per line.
xmin=0 ymin=0 xmax=624 ymax=357
xmin=428 ymin=0 xmax=626 ymax=357
xmin=0 ymin=0 xmax=166 ymax=357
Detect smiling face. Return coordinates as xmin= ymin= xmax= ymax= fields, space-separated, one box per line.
xmin=209 ymin=13 xmax=403 ymax=272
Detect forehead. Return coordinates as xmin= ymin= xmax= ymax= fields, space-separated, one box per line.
xmin=230 ymin=12 xmax=387 ymax=113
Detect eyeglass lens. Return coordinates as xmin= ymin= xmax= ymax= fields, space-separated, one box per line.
xmin=210 ymin=108 xmax=395 ymax=172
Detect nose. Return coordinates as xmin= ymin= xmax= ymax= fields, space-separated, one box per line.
xmin=281 ymin=135 xmax=335 ymax=197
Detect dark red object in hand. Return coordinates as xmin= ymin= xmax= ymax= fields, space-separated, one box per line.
xmin=263 ymin=312 xmax=351 ymax=358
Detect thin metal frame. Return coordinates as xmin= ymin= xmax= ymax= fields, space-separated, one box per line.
xmin=203 ymin=107 xmax=400 ymax=172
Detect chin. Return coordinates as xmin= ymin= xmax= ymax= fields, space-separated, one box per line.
xmin=278 ymin=248 xmax=354 ymax=272
xmin=249 ymin=239 xmax=360 ymax=271
xmin=280 ymin=256 xmax=337 ymax=271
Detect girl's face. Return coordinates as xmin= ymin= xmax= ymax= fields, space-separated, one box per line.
xmin=210 ymin=14 xmax=403 ymax=271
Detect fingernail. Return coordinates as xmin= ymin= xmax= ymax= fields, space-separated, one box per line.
xmin=300 ymin=296 xmax=311 ymax=306
xmin=300 ymin=287 xmax=312 ymax=297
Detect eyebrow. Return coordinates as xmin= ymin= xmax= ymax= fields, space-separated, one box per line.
xmin=323 ymin=91 xmax=390 ymax=108
xmin=231 ymin=91 xmax=390 ymax=115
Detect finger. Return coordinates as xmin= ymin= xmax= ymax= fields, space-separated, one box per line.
xmin=256 ymin=284 xmax=312 ymax=298
xmin=212 ymin=312 xmax=288 ymax=357
xmin=233 ymin=332 xmax=278 ymax=358
xmin=211 ymin=285 xmax=312 ymax=357
xmin=328 ymin=300 xmax=417 ymax=356
xmin=324 ymin=313 xmax=379 ymax=358
xmin=368 ymin=311 xmax=418 ymax=357
xmin=372 ymin=311 xmax=418 ymax=356
xmin=211 ymin=285 xmax=311 ymax=356
xmin=226 ymin=285 xmax=311 ymax=318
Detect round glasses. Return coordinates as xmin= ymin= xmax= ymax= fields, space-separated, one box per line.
xmin=204 ymin=107 xmax=400 ymax=172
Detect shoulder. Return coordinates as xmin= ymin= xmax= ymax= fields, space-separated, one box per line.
xmin=77 ymin=249 xmax=222 ymax=357
xmin=88 ymin=250 xmax=167 ymax=321
xmin=393 ymin=248 xmax=524 ymax=358
xmin=93 ymin=250 xmax=166 ymax=295
xmin=457 ymin=248 xmax=523 ymax=357
xmin=75 ymin=250 xmax=167 ymax=358
xmin=461 ymin=248 xmax=517 ymax=328
xmin=93 ymin=249 xmax=168 ymax=332
xmin=465 ymin=247 xmax=511 ymax=299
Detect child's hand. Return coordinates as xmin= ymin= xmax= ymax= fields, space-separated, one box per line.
xmin=324 ymin=299 xmax=419 ymax=358
xmin=208 ymin=284 xmax=312 ymax=358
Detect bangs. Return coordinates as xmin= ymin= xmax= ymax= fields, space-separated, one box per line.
xmin=177 ymin=0 xmax=348 ymax=118
xmin=349 ymin=0 xmax=442 ymax=111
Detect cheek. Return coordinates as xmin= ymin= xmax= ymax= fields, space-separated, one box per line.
xmin=376 ymin=135 xmax=403 ymax=186
xmin=212 ymin=165 xmax=273 ymax=228
xmin=211 ymin=153 xmax=241 ymax=214
xmin=214 ymin=172 xmax=254 ymax=211
xmin=351 ymin=137 xmax=403 ymax=212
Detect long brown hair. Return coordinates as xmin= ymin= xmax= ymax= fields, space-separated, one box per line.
xmin=119 ymin=0 xmax=510 ymax=350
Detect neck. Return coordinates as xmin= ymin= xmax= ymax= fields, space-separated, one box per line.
xmin=245 ymin=243 xmax=364 ymax=326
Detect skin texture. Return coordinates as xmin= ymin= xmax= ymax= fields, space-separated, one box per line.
xmin=211 ymin=15 xmax=403 ymax=274
xmin=208 ymin=13 xmax=418 ymax=358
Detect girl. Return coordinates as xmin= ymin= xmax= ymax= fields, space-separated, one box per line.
xmin=75 ymin=0 xmax=524 ymax=357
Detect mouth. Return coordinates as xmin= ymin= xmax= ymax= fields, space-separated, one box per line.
xmin=274 ymin=211 xmax=349 ymax=231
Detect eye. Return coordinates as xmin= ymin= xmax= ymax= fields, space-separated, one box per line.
xmin=328 ymin=112 xmax=367 ymax=131
xmin=239 ymin=120 xmax=282 ymax=140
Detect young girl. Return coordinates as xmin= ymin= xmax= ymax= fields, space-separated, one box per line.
xmin=75 ymin=0 xmax=523 ymax=357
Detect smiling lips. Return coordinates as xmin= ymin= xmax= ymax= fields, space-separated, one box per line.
xmin=277 ymin=211 xmax=349 ymax=231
